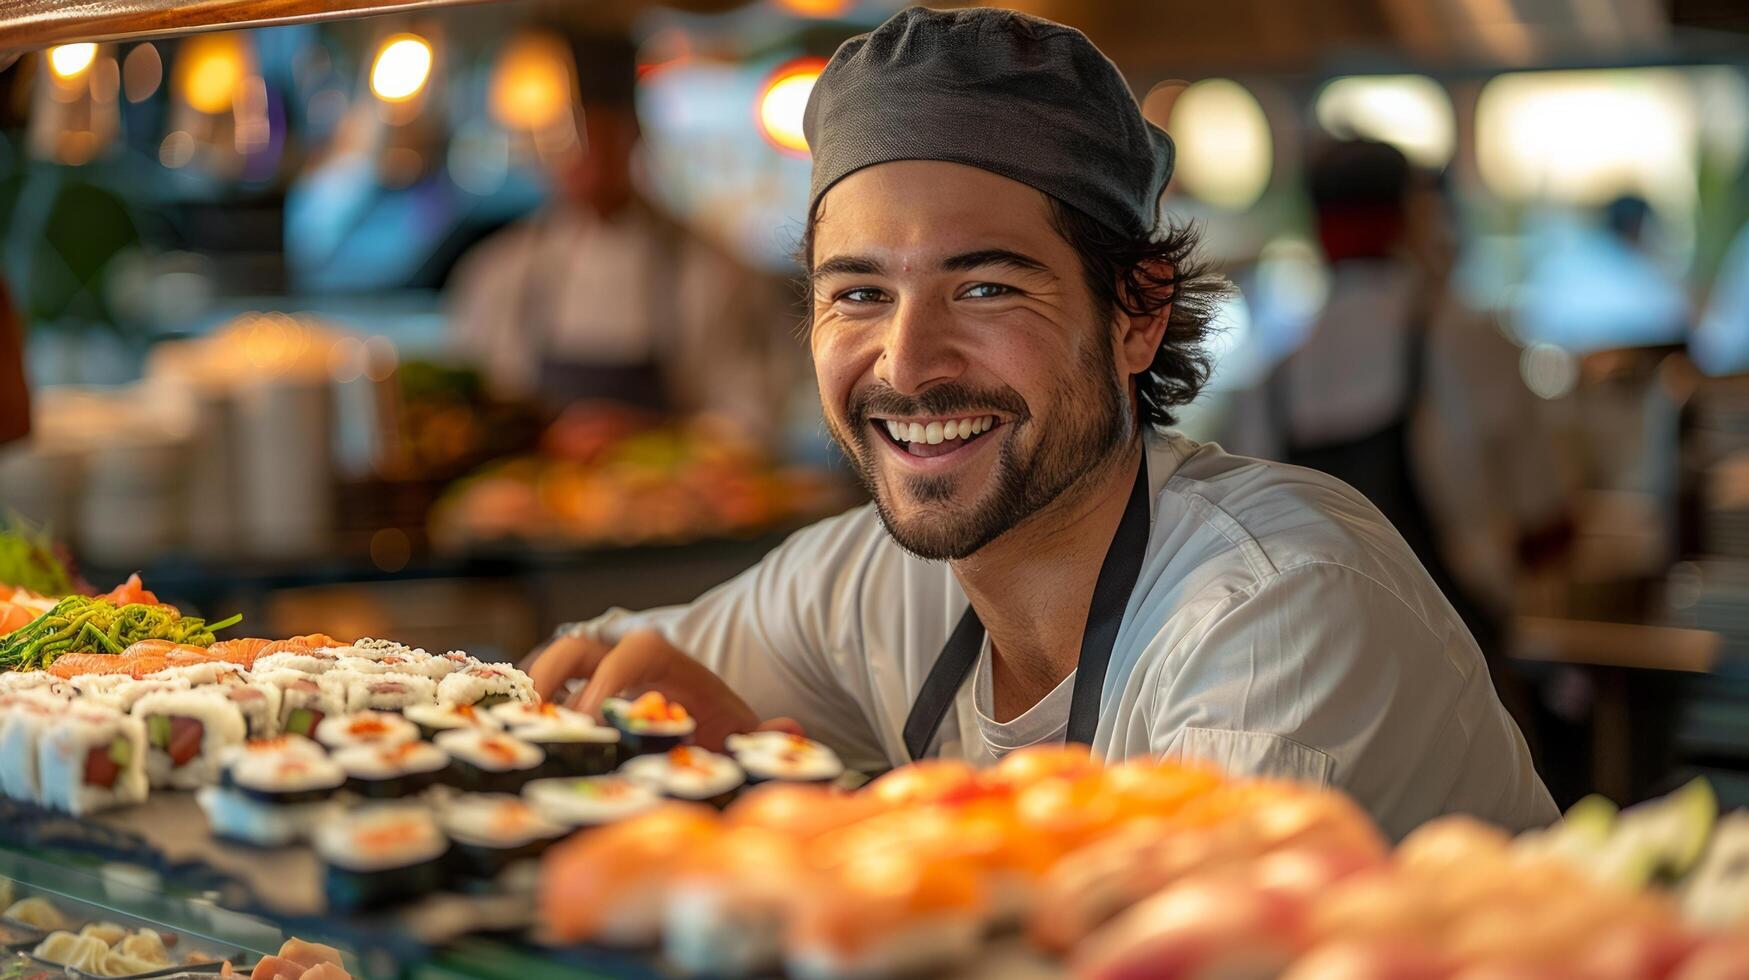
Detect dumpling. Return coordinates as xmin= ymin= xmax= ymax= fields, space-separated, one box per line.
xmin=116 ymin=930 xmax=171 ymax=967
xmin=5 ymin=896 xmax=67 ymax=931
xmin=81 ymin=921 xmax=130 ymax=946
xmin=99 ymin=950 xmax=162 ymax=977
xmin=34 ymin=931 xmax=110 ymax=971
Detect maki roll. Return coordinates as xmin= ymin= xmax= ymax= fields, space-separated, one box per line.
xmin=160 ymin=662 xmax=250 ymax=687
xmin=333 ymin=654 xmax=429 ymax=676
xmin=36 ymin=706 xmax=148 ymax=816
xmin=257 ymin=670 xmax=345 ymax=739
xmin=417 ymin=650 xmax=478 ymax=680
xmin=325 ymin=671 xmax=437 ymax=713
xmin=490 ymin=700 xmax=588 ymax=729
xmin=404 ymin=702 xmax=502 ymax=741
xmin=602 ymin=692 xmax=696 ymax=758
xmin=315 ymin=711 xmax=420 ymax=752
xmin=334 ymin=741 xmax=452 ymax=799
xmin=524 ymin=775 xmax=661 ymax=830
xmin=316 ymin=805 xmax=449 ymax=912
xmin=105 ymin=677 xmax=192 ymax=713
xmin=253 ymin=648 xmax=341 ymax=675
xmin=200 ymin=752 xmax=346 ymax=846
xmin=219 ymin=733 xmax=326 ymax=772
xmin=439 ymin=794 xmax=566 ymax=885
xmin=0 ymin=695 xmax=60 ymax=802
xmin=620 ymin=747 xmax=745 ymax=810
xmin=436 ymin=663 xmax=536 ymax=709
xmin=67 ymin=673 xmax=135 ymax=704
xmin=341 ymin=637 xmax=428 ymax=660
xmin=725 ymin=732 xmax=845 ymax=786
xmin=130 ymin=688 xmax=247 ymax=789
xmin=223 ymin=683 xmax=284 ymax=740
xmin=516 ymin=717 xmax=620 ymax=778
xmin=434 ymin=730 xmax=544 ymax=794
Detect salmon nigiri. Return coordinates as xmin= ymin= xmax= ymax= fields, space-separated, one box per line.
xmin=47 ymin=654 xmax=132 ymax=679
xmin=209 ymin=637 xmax=274 ymax=668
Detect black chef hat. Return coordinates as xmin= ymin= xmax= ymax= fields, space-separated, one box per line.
xmin=802 ymin=6 xmax=1174 ymax=238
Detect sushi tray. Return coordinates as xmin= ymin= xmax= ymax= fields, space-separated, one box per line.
xmin=0 ymin=870 xmax=258 ymax=980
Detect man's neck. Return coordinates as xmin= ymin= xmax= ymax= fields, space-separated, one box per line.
xmin=950 ymin=436 xmax=1145 ymax=723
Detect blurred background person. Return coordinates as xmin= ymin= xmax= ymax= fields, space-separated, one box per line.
xmin=1223 ymin=139 xmax=1576 ymax=673
xmin=445 ymin=31 xmax=793 ymax=434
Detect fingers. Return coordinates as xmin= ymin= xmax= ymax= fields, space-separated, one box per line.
xmin=565 ymin=629 xmax=671 ymax=717
xmin=527 ymin=633 xmax=612 ymax=702
xmin=754 ymin=716 xmax=805 ymax=737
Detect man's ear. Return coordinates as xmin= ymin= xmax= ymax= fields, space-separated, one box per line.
xmin=1117 ymin=259 xmax=1174 ymax=376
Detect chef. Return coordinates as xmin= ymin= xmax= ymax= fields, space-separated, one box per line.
xmin=527 ymin=6 xmax=1556 ymax=838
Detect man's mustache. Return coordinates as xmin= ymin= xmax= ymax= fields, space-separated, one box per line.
xmin=846 ymin=383 xmax=1028 ymax=429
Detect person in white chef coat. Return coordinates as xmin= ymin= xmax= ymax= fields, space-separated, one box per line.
xmin=448 ymin=32 xmax=790 ymax=434
xmin=526 ymin=7 xmax=1557 ymax=839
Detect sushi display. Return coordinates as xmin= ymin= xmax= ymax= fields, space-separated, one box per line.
xmin=313 ymin=711 xmax=420 ymax=752
xmin=724 ymin=731 xmax=844 ymax=786
xmin=438 ymin=794 xmax=566 ymax=883
xmin=404 ymin=702 xmax=501 ymax=740
xmin=433 ymin=730 xmax=544 ymax=794
xmin=434 ymin=663 xmax=537 ymax=709
xmin=34 ymin=705 xmax=147 ymax=817
xmin=131 ymin=688 xmax=246 ymax=789
xmin=333 ymin=740 xmax=451 ymax=799
xmin=524 ymin=775 xmax=661 ymax=830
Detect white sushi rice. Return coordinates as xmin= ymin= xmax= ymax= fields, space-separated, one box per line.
xmin=35 ymin=706 xmax=148 ymax=816
xmin=159 ymin=662 xmax=251 ymax=687
xmin=490 ymin=701 xmax=591 ymax=730
xmin=222 ymin=682 xmax=283 ymax=740
xmin=105 ymin=678 xmax=192 ymax=713
xmin=252 ymin=649 xmax=340 ymax=675
xmin=325 ymin=671 xmax=437 ymax=713
xmin=439 ymin=793 xmax=564 ymax=847
xmin=314 ymin=804 xmax=449 ymax=871
xmin=437 ymin=664 xmax=536 ymax=708
xmin=333 ymin=741 xmax=451 ymax=781
xmin=218 ymin=734 xmax=326 ymax=769
xmin=524 ymin=776 xmax=660 ymax=828
xmin=620 ymin=749 xmax=744 ymax=802
xmin=404 ymin=702 xmax=502 ymax=736
xmin=434 ymin=729 xmax=543 ymax=773
xmin=255 ymin=670 xmax=344 ymax=740
xmin=130 ymin=688 xmax=247 ymax=789
xmin=230 ymin=751 xmax=345 ymax=796
xmin=336 ymin=638 xmax=430 ymax=662
xmin=314 ymin=711 xmax=420 ymax=751
xmin=725 ymin=732 xmax=845 ymax=784
xmin=0 ymin=695 xmax=61 ymax=802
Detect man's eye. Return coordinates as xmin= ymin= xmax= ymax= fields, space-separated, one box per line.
xmin=962 ymin=283 xmax=1014 ymax=299
xmin=840 ymin=287 xmax=888 ymax=304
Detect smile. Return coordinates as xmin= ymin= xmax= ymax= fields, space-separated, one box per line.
xmin=871 ymin=414 xmax=1003 ymax=462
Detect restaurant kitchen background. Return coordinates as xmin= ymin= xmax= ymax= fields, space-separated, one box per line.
xmin=1 ymin=0 xmax=1747 ymax=813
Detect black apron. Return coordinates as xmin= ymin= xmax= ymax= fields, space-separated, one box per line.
xmin=1265 ymin=302 xmax=1500 ymax=656
xmin=901 ymin=454 xmax=1153 ymax=761
xmin=513 ymin=209 xmax=682 ymax=413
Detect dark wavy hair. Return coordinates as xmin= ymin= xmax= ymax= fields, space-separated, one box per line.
xmin=797 ymin=193 xmax=1230 ymax=429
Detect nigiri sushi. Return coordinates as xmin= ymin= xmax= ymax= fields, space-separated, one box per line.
xmin=663 ymin=827 xmax=817 ymax=977
xmin=785 ymin=851 xmax=988 ymax=980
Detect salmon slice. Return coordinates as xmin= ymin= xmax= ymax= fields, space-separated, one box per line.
xmin=47 ymin=654 xmax=131 ymax=679
xmin=128 ymin=655 xmax=169 ymax=678
xmin=209 ymin=638 xmax=273 ymax=668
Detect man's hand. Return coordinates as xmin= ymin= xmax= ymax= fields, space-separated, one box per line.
xmin=523 ymin=628 xmax=799 ymax=751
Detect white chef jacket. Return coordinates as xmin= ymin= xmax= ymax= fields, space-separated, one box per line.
xmin=566 ymin=429 xmax=1558 ymax=839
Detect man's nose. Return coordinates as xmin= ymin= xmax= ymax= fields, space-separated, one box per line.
xmin=873 ymin=297 xmax=965 ymax=396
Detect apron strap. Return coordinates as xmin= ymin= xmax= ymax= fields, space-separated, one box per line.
xmin=901 ymin=451 xmax=1153 ymax=761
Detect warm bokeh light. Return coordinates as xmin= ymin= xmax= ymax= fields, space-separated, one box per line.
xmin=757 ymin=57 xmax=826 ymax=157
xmin=490 ymin=31 xmax=573 ymax=131
xmin=1315 ymin=74 xmax=1455 ymax=168
xmin=177 ymin=32 xmax=247 ymax=114
xmin=1476 ymin=69 xmax=1696 ymax=208
xmin=122 ymin=43 xmax=163 ymax=103
xmin=775 ymin=0 xmax=851 ymax=16
xmin=48 ymin=43 xmax=97 ymax=81
xmin=1168 ymin=78 xmax=1273 ymax=210
xmin=370 ymin=34 xmax=433 ymax=104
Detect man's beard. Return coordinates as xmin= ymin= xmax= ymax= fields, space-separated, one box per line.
xmin=828 ymin=336 xmax=1132 ymax=561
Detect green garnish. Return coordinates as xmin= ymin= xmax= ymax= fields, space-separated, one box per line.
xmin=146 ymin=715 xmax=171 ymax=749
xmin=108 ymin=736 xmax=132 ymax=767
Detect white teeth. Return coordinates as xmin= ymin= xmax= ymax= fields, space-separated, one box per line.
xmin=979 ymin=415 xmax=993 ymax=433
xmin=925 ymin=422 xmax=944 ymax=444
xmin=908 ymin=422 xmax=926 ymax=443
xmin=957 ymin=419 xmax=973 ymax=439
xmin=886 ymin=420 xmax=904 ymax=442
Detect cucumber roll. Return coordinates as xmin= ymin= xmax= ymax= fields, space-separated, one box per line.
xmin=315 ymin=711 xmax=420 ymax=752
xmin=316 ymin=805 xmax=449 ymax=912
xmin=620 ymin=747 xmax=745 ymax=810
xmin=602 ymin=692 xmax=696 ymax=757
xmin=434 ymin=730 xmax=545 ymax=794
xmin=256 ymin=671 xmax=344 ymax=740
xmin=201 ymin=750 xmax=343 ymax=846
xmin=438 ymin=793 xmax=566 ymax=884
xmin=327 ymin=671 xmax=438 ymax=714
xmin=35 ymin=705 xmax=148 ymax=816
xmin=335 ymin=740 xmax=452 ymax=799
xmin=0 ymin=694 xmax=60 ymax=802
xmin=130 ymin=688 xmax=247 ymax=789
xmin=224 ymin=683 xmax=284 ymax=740
xmin=253 ymin=648 xmax=342 ymax=675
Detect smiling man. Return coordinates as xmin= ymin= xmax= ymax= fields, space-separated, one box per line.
xmin=527 ymin=6 xmax=1556 ymax=837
